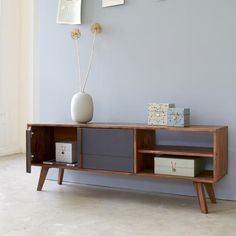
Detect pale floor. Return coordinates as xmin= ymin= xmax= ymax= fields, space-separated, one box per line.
xmin=0 ymin=155 xmax=236 ymax=236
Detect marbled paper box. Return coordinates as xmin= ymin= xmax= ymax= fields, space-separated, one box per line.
xmin=148 ymin=103 xmax=175 ymax=125
xmin=167 ymin=108 xmax=190 ymax=127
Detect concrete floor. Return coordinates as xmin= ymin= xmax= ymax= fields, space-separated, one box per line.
xmin=0 ymin=155 xmax=236 ymax=236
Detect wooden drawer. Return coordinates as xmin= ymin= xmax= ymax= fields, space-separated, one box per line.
xmin=154 ymin=156 xmax=203 ymax=177
xmin=82 ymin=128 xmax=133 ymax=157
xmin=83 ymin=154 xmax=133 ymax=172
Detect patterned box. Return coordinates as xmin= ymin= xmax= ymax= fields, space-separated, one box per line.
xmin=148 ymin=103 xmax=175 ymax=125
xmin=56 ymin=141 xmax=77 ymax=163
xmin=167 ymin=108 xmax=190 ymax=127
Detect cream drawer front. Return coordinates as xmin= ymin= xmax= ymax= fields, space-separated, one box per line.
xmin=155 ymin=165 xmax=195 ymax=177
xmin=156 ymin=158 xmax=195 ymax=168
xmin=154 ymin=157 xmax=202 ymax=177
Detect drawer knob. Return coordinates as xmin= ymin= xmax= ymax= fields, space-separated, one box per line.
xmin=171 ymin=162 xmax=176 ymax=172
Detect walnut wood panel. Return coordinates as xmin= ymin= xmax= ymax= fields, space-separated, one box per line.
xmin=134 ymin=129 xmax=156 ymax=173
xmin=28 ymin=123 xmax=227 ymax=132
xmin=32 ymin=163 xmax=214 ymax=183
xmin=32 ymin=163 xmax=133 ymax=175
xmin=138 ymin=145 xmax=214 ymax=158
xmin=213 ymin=127 xmax=228 ymax=182
xmin=31 ymin=127 xmax=55 ymax=162
xmin=137 ymin=170 xmax=214 ymax=183
xmin=54 ymin=127 xmax=77 ymax=142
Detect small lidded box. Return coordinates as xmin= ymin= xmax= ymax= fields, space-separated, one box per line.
xmin=148 ymin=103 xmax=175 ymax=126
xmin=167 ymin=108 xmax=190 ymax=127
xmin=154 ymin=156 xmax=203 ymax=177
xmin=56 ymin=141 xmax=77 ymax=163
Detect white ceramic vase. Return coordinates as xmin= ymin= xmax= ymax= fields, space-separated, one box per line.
xmin=71 ymin=92 xmax=94 ymax=123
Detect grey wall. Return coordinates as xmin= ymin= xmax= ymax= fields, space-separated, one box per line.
xmin=39 ymin=0 xmax=236 ymax=200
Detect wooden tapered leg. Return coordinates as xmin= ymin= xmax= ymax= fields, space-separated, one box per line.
xmin=58 ymin=168 xmax=64 ymax=185
xmin=204 ymin=183 xmax=216 ymax=204
xmin=37 ymin=166 xmax=50 ymax=191
xmin=194 ymin=182 xmax=208 ymax=214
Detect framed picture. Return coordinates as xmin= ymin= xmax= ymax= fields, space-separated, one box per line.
xmin=102 ymin=0 xmax=125 ymax=8
xmin=57 ymin=0 xmax=82 ymax=25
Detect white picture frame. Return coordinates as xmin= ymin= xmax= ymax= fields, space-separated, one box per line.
xmin=57 ymin=0 xmax=82 ymax=25
xmin=102 ymin=0 xmax=125 ymax=8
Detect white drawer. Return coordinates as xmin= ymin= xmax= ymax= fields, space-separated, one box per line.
xmin=154 ymin=156 xmax=203 ymax=177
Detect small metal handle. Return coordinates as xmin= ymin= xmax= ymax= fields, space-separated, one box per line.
xmin=171 ymin=161 xmax=176 ymax=172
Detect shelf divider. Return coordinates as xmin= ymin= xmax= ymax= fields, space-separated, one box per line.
xmin=138 ymin=145 xmax=214 ymax=158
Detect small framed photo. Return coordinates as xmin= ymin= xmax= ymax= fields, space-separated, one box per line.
xmin=102 ymin=0 xmax=125 ymax=8
xmin=57 ymin=0 xmax=82 ymax=25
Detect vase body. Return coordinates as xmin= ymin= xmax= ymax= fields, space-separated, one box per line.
xmin=71 ymin=92 xmax=93 ymax=123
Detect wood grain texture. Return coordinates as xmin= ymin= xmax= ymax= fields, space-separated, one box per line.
xmin=138 ymin=145 xmax=214 ymax=158
xmin=32 ymin=163 xmax=213 ymax=183
xmin=58 ymin=168 xmax=64 ymax=185
xmin=28 ymin=123 xmax=227 ymax=132
xmin=204 ymin=183 xmax=216 ymax=204
xmin=134 ymin=129 xmax=156 ymax=173
xmin=194 ymin=182 xmax=208 ymax=214
xmin=32 ymin=162 xmax=133 ymax=175
xmin=137 ymin=170 xmax=214 ymax=183
xmin=54 ymin=127 xmax=77 ymax=142
xmin=213 ymin=127 xmax=228 ymax=182
xmin=31 ymin=127 xmax=55 ymax=162
xmin=37 ymin=166 xmax=50 ymax=191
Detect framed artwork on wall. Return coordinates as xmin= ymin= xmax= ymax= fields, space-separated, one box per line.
xmin=102 ymin=0 xmax=125 ymax=8
xmin=57 ymin=0 xmax=82 ymax=24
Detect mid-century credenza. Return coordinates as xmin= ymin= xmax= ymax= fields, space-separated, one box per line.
xmin=26 ymin=123 xmax=228 ymax=214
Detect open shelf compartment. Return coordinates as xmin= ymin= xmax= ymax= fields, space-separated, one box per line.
xmin=134 ymin=128 xmax=215 ymax=182
xmin=31 ymin=126 xmax=79 ymax=166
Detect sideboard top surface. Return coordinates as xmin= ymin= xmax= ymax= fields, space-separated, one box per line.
xmin=27 ymin=122 xmax=227 ymax=132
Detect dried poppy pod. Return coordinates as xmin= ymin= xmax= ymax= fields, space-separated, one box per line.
xmin=71 ymin=28 xmax=81 ymax=40
xmin=90 ymin=23 xmax=102 ymax=34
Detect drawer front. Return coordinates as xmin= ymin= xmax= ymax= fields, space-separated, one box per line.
xmin=155 ymin=165 xmax=195 ymax=177
xmin=82 ymin=128 xmax=133 ymax=158
xmin=83 ymin=154 xmax=133 ymax=172
xmin=154 ymin=157 xmax=202 ymax=177
xmin=155 ymin=157 xmax=195 ymax=168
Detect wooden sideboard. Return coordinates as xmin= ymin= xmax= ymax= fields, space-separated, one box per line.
xmin=26 ymin=123 xmax=228 ymax=214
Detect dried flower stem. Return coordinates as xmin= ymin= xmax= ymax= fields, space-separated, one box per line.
xmin=75 ymin=40 xmax=82 ymax=92
xmin=71 ymin=24 xmax=101 ymax=93
xmin=81 ymin=32 xmax=97 ymax=93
